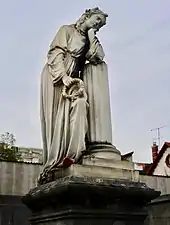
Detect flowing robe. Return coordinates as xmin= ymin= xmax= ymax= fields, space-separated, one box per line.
xmin=40 ymin=24 xmax=105 ymax=173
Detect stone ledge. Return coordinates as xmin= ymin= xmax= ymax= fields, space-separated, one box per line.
xmin=29 ymin=208 xmax=148 ymax=223
xmin=83 ymin=143 xmax=121 ymax=160
xmin=82 ymin=156 xmax=134 ymax=170
xmin=149 ymin=194 xmax=170 ymax=205
xmin=40 ymin=164 xmax=140 ymax=185
xmin=22 ymin=175 xmax=160 ymax=211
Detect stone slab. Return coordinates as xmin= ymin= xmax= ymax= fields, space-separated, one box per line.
xmin=82 ymin=155 xmax=134 ymax=170
xmin=84 ymin=143 xmax=121 ymax=160
xmin=41 ymin=164 xmax=140 ymax=185
xmin=22 ymin=176 xmax=160 ymax=225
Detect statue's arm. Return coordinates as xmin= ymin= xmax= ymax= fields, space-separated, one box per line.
xmin=48 ymin=49 xmax=67 ymax=84
xmin=86 ymin=29 xmax=105 ymax=64
xmin=47 ymin=25 xmax=69 ymax=84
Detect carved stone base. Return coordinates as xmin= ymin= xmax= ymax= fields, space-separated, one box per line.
xmin=38 ymin=143 xmax=133 ymax=186
xmin=82 ymin=155 xmax=134 ymax=170
xmin=84 ymin=142 xmax=121 ymax=160
xmin=38 ymin=164 xmax=140 ymax=185
xmin=22 ymin=176 xmax=160 ymax=225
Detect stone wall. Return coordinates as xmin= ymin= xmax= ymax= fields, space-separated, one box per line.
xmin=0 ymin=161 xmax=170 ymax=196
xmin=0 ymin=161 xmax=170 ymax=224
xmin=145 ymin=195 xmax=170 ymax=225
xmin=0 ymin=195 xmax=31 ymax=225
xmin=0 ymin=161 xmax=42 ymax=196
xmin=139 ymin=174 xmax=170 ymax=195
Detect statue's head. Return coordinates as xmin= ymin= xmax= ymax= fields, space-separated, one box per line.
xmin=76 ymin=7 xmax=108 ymax=32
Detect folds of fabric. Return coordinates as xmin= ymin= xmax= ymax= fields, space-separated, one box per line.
xmin=40 ymin=25 xmax=88 ymax=173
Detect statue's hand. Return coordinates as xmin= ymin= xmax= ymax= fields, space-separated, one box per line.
xmin=62 ymin=75 xmax=73 ymax=87
xmin=88 ymin=28 xmax=97 ymax=42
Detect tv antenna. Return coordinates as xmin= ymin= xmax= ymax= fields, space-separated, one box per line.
xmin=150 ymin=125 xmax=167 ymax=149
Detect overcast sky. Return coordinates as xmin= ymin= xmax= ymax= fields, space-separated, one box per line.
xmin=0 ymin=0 xmax=170 ymax=162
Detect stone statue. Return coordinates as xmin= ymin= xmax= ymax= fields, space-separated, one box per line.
xmin=39 ymin=7 xmax=112 ymax=180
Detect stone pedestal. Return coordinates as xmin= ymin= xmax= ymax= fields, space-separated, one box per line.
xmin=38 ymin=163 xmax=139 ymax=185
xmin=83 ymin=62 xmax=113 ymax=144
xmin=84 ymin=142 xmax=121 ymax=160
xmin=22 ymin=175 xmax=160 ymax=225
xmin=23 ymin=135 xmax=159 ymax=225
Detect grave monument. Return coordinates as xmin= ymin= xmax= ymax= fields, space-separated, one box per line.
xmin=22 ymin=8 xmax=160 ymax=225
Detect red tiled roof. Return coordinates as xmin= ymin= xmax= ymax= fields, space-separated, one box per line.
xmin=146 ymin=142 xmax=170 ymax=175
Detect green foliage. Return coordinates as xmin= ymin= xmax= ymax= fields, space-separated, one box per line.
xmin=0 ymin=132 xmax=22 ymax=162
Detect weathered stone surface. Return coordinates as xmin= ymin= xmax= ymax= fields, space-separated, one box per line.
xmin=82 ymin=156 xmax=134 ymax=170
xmin=83 ymin=62 xmax=113 ymax=144
xmin=84 ymin=142 xmax=121 ymax=160
xmin=145 ymin=194 xmax=170 ymax=225
xmin=38 ymin=164 xmax=140 ymax=185
xmin=22 ymin=176 xmax=160 ymax=225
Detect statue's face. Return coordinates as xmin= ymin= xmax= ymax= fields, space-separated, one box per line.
xmin=85 ymin=14 xmax=106 ymax=31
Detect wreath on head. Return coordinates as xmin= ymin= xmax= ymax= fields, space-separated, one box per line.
xmin=75 ymin=7 xmax=108 ymax=31
xmin=62 ymin=78 xmax=86 ymax=101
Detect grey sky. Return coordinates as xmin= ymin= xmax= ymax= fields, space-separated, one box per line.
xmin=0 ymin=0 xmax=170 ymax=162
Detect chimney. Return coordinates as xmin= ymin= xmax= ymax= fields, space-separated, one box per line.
xmin=152 ymin=142 xmax=158 ymax=162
